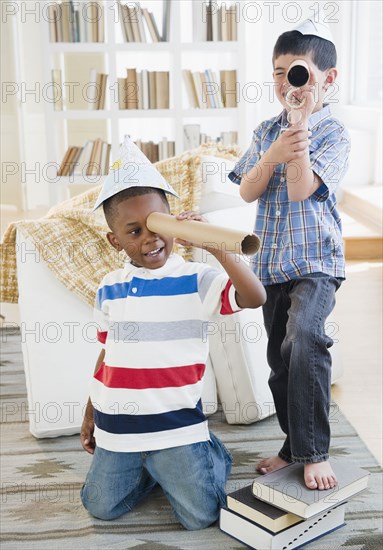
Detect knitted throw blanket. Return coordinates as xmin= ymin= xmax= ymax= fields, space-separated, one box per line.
xmin=1 ymin=145 xmax=240 ymax=307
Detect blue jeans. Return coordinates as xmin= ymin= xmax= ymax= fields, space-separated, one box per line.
xmin=80 ymin=432 xmax=232 ymax=530
xmin=262 ymin=273 xmax=342 ymax=464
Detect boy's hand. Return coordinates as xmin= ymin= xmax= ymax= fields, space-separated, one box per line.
xmin=175 ymin=211 xmax=207 ymax=248
xmin=290 ymin=84 xmax=316 ymax=123
xmin=80 ymin=401 xmax=96 ymax=454
xmin=266 ymin=129 xmax=311 ymax=164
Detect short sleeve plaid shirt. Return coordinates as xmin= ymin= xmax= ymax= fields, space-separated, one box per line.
xmin=229 ymin=104 xmax=351 ymax=285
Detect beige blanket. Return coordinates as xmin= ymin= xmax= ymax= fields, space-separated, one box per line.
xmin=1 ymin=145 xmax=240 ymax=307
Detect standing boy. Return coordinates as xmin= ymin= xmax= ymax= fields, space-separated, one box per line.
xmin=229 ymin=19 xmax=350 ymax=490
xmin=80 ymin=139 xmax=266 ymax=529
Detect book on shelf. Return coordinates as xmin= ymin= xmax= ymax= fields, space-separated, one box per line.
xmin=182 ymin=70 xmax=199 ymax=108
xmin=58 ymin=139 xmax=111 ymax=177
xmin=48 ymin=0 xmax=104 ymax=43
xmin=192 ymin=0 xmax=238 ymax=42
xmin=182 ymin=69 xmax=236 ymax=109
xmin=97 ymin=73 xmax=108 ymax=110
xmin=142 ymin=8 xmax=161 ymax=42
xmin=57 ymin=146 xmax=77 ymax=177
xmin=252 ymin=458 xmax=370 ymax=519
xmin=148 ymin=71 xmax=157 ymax=109
xmin=183 ymin=125 xmax=238 ymax=150
xmin=135 ymin=138 xmax=175 ymax=163
xmin=118 ymin=71 xmax=170 ymax=110
xmin=141 ymin=69 xmax=150 ymax=109
xmin=86 ymin=69 xmax=108 ymax=110
xmin=220 ymin=502 xmax=346 ymax=550
xmin=220 ymin=70 xmax=238 ymax=107
xmin=126 ymin=68 xmax=139 ymax=109
xmin=155 ymin=72 xmax=170 ymax=109
xmin=162 ymin=0 xmax=172 ymax=41
xmin=220 ymin=131 xmax=238 ymax=146
xmin=73 ymin=140 xmax=93 ymax=176
xmin=118 ymin=1 xmax=162 ymax=43
xmin=183 ymin=124 xmax=201 ymax=150
xmin=88 ymin=137 xmax=103 ymax=176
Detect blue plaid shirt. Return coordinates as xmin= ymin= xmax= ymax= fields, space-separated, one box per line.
xmin=229 ymin=104 xmax=351 ymax=285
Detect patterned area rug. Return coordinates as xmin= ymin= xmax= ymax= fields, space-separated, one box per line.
xmin=1 ymin=330 xmax=382 ymax=550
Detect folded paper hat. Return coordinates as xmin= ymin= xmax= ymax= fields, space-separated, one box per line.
xmin=293 ymin=18 xmax=333 ymax=44
xmin=93 ymin=136 xmax=179 ymax=210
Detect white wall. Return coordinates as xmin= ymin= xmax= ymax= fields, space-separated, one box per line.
xmin=1 ymin=14 xmax=23 ymax=209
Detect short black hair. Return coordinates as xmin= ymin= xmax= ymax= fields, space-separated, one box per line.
xmin=103 ymin=186 xmax=170 ymax=229
xmin=273 ymin=31 xmax=337 ymax=71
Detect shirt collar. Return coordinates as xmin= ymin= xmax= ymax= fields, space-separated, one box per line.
xmin=122 ymin=253 xmax=185 ymax=279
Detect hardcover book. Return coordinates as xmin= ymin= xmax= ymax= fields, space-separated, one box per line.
xmin=252 ymin=458 xmax=370 ymax=519
xmin=227 ymin=484 xmax=301 ymax=533
xmin=220 ymin=503 xmax=346 ymax=550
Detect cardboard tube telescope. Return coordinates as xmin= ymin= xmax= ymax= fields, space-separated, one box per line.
xmin=287 ymin=59 xmax=310 ymax=88
xmin=146 ymin=212 xmax=261 ymax=256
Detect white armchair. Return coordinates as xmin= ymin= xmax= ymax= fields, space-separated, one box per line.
xmin=14 ymin=148 xmax=343 ymax=437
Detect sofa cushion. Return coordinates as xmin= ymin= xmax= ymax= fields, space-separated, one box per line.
xmin=198 ymin=155 xmax=246 ymax=213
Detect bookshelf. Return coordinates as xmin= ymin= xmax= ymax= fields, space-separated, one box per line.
xmin=41 ymin=0 xmax=249 ymax=205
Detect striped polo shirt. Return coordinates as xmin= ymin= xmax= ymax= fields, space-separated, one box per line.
xmin=229 ymin=105 xmax=351 ymax=285
xmin=92 ymin=254 xmax=240 ymax=452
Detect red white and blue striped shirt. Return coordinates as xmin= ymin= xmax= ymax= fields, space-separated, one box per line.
xmin=92 ymin=254 xmax=240 ymax=452
xmin=229 ymin=105 xmax=351 ymax=285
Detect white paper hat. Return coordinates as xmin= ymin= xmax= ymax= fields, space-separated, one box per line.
xmin=93 ymin=136 xmax=179 ymax=210
xmin=293 ymin=18 xmax=334 ymax=44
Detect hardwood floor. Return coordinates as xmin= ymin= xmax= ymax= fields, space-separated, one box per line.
xmin=1 ymin=208 xmax=382 ymax=466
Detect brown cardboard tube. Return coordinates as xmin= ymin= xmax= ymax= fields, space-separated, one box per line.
xmin=146 ymin=212 xmax=260 ymax=256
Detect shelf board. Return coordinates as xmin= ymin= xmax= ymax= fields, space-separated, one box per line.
xmin=117 ymin=109 xmax=176 ymax=118
xmin=53 ymin=175 xmax=106 ymax=186
xmin=48 ymin=42 xmax=106 ymax=53
xmin=114 ymin=42 xmax=173 ymax=52
xmin=52 ymin=108 xmax=238 ymax=119
xmin=52 ymin=110 xmax=111 ymax=119
xmin=48 ymin=41 xmax=239 ymax=54
xmin=182 ymin=107 xmax=238 ymax=117
xmin=180 ymin=41 xmax=240 ymax=52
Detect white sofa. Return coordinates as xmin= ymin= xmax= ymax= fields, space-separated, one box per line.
xmin=16 ymin=154 xmax=343 ymax=437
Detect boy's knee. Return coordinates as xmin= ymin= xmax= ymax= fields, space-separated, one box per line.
xmin=80 ymin=484 xmax=125 ymax=521
xmin=179 ymin=511 xmax=218 ymax=531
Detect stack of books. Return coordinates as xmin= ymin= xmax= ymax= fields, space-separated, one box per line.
xmin=118 ymin=70 xmax=170 ymax=110
xmin=48 ymin=0 xmax=104 ymax=43
xmin=57 ymin=139 xmax=111 ymax=177
xmin=220 ymin=458 xmax=370 ymax=549
xmin=183 ymin=69 xmax=237 ymax=108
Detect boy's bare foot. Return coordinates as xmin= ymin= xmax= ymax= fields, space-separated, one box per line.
xmin=304 ymin=461 xmax=337 ymax=490
xmin=256 ymin=455 xmax=290 ymax=474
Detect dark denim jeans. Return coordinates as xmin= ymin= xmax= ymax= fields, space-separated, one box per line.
xmin=263 ymin=273 xmax=342 ymax=464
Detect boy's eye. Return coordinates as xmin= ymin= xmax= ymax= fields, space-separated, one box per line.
xmin=274 ymin=72 xmax=284 ymax=78
xmin=129 ymin=228 xmax=141 ymax=235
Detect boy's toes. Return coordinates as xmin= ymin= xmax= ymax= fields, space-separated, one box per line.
xmin=304 ymin=473 xmax=318 ymax=489
xmin=304 ymin=461 xmax=338 ymax=490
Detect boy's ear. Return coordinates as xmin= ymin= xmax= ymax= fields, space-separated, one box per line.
xmin=107 ymin=231 xmax=123 ymax=251
xmin=324 ymin=68 xmax=338 ymax=90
